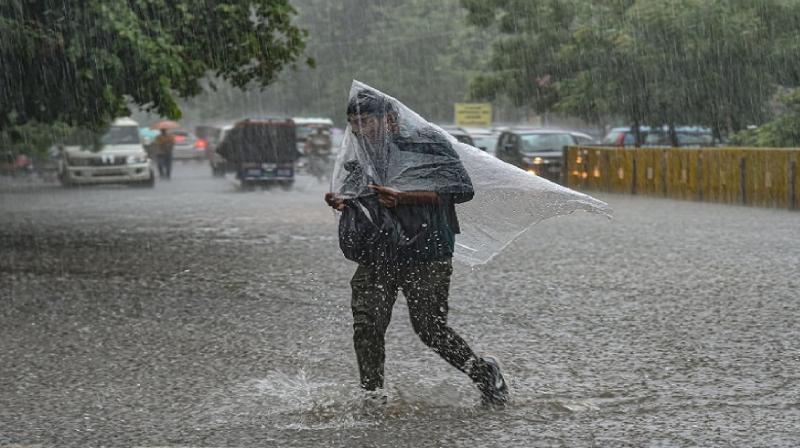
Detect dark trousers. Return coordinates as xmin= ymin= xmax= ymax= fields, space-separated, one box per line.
xmin=350 ymin=259 xmax=478 ymax=390
xmin=156 ymin=153 xmax=172 ymax=178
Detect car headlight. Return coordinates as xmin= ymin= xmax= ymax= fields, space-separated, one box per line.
xmin=522 ymin=156 xmax=545 ymax=165
xmin=522 ymin=157 xmax=547 ymax=165
xmin=126 ymin=155 xmax=148 ymax=164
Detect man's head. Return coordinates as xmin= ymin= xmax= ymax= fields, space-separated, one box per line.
xmin=346 ymin=89 xmax=399 ymax=143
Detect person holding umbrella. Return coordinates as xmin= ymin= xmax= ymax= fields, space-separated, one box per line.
xmin=151 ymin=120 xmax=179 ymax=179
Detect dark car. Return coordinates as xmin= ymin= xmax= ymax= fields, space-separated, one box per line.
xmin=496 ymin=129 xmax=579 ymax=183
xmin=440 ymin=126 xmax=477 ymax=147
xmin=464 ymin=127 xmax=501 ymax=154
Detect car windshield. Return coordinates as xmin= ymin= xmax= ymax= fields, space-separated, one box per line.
xmin=100 ymin=126 xmax=140 ymax=145
xmin=520 ymin=133 xmax=573 ymax=153
xmin=472 ymin=135 xmax=498 ymax=151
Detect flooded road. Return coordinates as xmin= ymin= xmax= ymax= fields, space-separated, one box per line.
xmin=2 ymin=163 xmax=799 ymax=447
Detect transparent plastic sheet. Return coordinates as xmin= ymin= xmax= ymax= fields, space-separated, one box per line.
xmin=332 ymin=81 xmax=612 ymax=266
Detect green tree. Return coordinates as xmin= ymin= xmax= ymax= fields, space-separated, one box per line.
xmin=0 ymin=0 xmax=309 ymax=136
xmin=730 ymin=89 xmax=800 ymax=147
xmin=462 ymin=0 xmax=800 ymax=144
xmin=175 ymin=0 xmax=499 ymax=127
xmin=0 ymin=121 xmax=75 ymax=160
xmin=464 ymin=0 xmax=577 ymax=118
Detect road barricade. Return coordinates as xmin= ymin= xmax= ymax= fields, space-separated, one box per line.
xmin=564 ymin=146 xmax=800 ymax=210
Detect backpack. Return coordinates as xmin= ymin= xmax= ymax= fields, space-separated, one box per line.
xmin=338 ymin=197 xmax=409 ymax=265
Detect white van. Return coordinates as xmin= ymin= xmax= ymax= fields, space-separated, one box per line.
xmin=58 ymin=118 xmax=154 ymax=187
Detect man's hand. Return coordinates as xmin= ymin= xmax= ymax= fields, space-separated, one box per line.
xmin=324 ymin=192 xmax=346 ymax=210
xmin=369 ymin=184 xmax=441 ymax=207
xmin=369 ymin=184 xmax=402 ymax=208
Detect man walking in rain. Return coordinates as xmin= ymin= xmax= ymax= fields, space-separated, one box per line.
xmin=153 ymin=128 xmax=175 ymax=179
xmin=325 ymin=88 xmax=508 ymax=406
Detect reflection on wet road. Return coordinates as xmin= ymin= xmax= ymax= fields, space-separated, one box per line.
xmin=2 ymin=164 xmax=799 ymax=447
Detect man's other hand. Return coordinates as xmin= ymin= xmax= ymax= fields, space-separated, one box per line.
xmin=325 ymin=192 xmax=346 ymax=210
xmin=370 ymin=184 xmax=441 ymax=207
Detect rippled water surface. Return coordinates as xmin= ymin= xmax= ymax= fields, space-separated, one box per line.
xmin=2 ymin=164 xmax=799 ymax=447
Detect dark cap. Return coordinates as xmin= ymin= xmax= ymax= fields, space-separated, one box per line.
xmin=346 ymin=89 xmax=396 ymax=117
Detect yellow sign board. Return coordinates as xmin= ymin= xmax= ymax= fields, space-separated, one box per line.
xmin=454 ymin=103 xmax=492 ymax=127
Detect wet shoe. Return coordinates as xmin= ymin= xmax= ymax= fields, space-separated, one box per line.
xmin=363 ymin=389 xmax=388 ymax=406
xmin=359 ymin=389 xmax=388 ymax=416
xmin=474 ymin=356 xmax=509 ymax=406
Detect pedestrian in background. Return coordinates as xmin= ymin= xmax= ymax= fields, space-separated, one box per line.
xmin=153 ymin=129 xmax=175 ymax=179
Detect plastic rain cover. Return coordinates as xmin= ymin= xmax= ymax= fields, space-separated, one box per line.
xmin=331 ymin=81 xmax=612 ymax=266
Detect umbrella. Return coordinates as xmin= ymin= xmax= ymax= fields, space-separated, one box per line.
xmin=150 ymin=120 xmax=180 ymax=130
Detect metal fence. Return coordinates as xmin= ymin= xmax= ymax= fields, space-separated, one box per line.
xmin=564 ymin=146 xmax=800 ymax=210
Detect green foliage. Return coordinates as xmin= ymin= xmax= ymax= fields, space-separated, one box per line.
xmin=462 ymin=0 xmax=800 ymax=138
xmin=730 ymin=90 xmax=800 ymax=147
xmin=0 ymin=0 xmax=309 ymax=137
xmin=0 ymin=120 xmax=75 ymax=158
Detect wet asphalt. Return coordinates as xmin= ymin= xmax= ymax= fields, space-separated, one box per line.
xmin=1 ymin=162 xmax=799 ymax=447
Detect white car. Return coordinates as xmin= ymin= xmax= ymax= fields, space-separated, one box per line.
xmin=170 ymin=130 xmax=205 ymax=160
xmin=209 ymin=124 xmax=234 ymax=176
xmin=58 ymin=118 xmax=154 ymax=187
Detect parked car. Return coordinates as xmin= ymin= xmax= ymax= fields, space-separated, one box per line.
xmin=440 ymin=126 xmax=476 ymax=146
xmin=57 ymin=117 xmax=154 ymax=187
xmin=602 ymin=126 xmax=715 ymax=147
xmin=169 ymin=130 xmax=205 ymax=160
xmin=644 ymin=126 xmax=715 ymax=147
xmin=602 ymin=126 xmax=653 ymax=146
xmin=495 ymin=129 xmax=580 ymax=183
xmin=464 ymin=127 xmax=501 ymax=154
